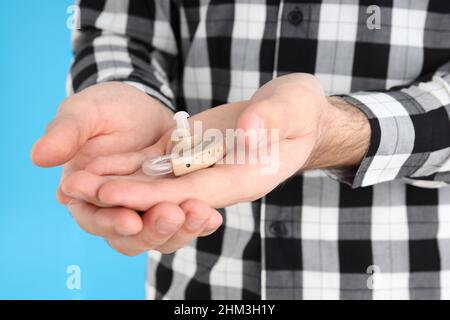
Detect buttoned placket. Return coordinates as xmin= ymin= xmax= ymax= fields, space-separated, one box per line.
xmin=262 ymin=0 xmax=308 ymax=300
xmin=260 ymin=0 xmax=285 ymax=301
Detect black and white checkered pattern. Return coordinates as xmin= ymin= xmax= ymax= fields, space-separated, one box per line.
xmin=69 ymin=0 xmax=450 ymax=299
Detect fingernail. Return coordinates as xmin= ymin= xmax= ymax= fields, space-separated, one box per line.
xmin=185 ymin=217 xmax=205 ymax=232
xmin=204 ymin=221 xmax=219 ymax=233
xmin=203 ymin=213 xmax=222 ymax=233
xmin=203 ymin=225 xmax=219 ymax=234
xmin=156 ymin=219 xmax=180 ymax=235
xmin=115 ymin=225 xmax=135 ymax=237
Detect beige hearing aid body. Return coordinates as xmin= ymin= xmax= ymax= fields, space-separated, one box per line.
xmin=171 ymin=135 xmax=224 ymax=176
xmin=142 ymin=111 xmax=224 ymax=177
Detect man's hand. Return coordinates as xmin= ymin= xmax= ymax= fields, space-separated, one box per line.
xmin=59 ymin=74 xmax=371 ymax=212
xmin=31 ymin=82 xmax=223 ymax=255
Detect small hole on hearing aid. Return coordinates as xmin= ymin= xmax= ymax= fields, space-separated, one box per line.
xmin=186 ymin=163 xmax=191 ymax=168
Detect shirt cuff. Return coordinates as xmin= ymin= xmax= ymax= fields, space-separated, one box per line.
xmin=328 ymin=92 xmax=420 ymax=188
xmin=123 ymin=81 xmax=176 ymax=112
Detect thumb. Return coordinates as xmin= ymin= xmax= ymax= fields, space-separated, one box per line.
xmin=236 ymin=100 xmax=303 ymax=148
xmin=31 ymin=113 xmax=90 ymax=167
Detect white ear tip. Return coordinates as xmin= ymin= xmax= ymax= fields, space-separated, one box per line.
xmin=173 ymin=111 xmax=190 ymax=120
xmin=173 ymin=111 xmax=191 ymax=134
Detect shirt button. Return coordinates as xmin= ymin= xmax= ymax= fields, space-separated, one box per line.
xmin=269 ymin=221 xmax=288 ymax=237
xmin=288 ymin=8 xmax=303 ymax=26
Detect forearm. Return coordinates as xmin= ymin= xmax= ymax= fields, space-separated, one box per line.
xmin=303 ymin=96 xmax=371 ymax=171
xmin=307 ymin=67 xmax=450 ymax=189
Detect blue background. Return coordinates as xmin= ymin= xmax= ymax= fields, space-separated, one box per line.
xmin=0 ymin=1 xmax=146 ymax=299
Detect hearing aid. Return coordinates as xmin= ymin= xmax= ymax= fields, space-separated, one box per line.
xmin=142 ymin=111 xmax=224 ymax=177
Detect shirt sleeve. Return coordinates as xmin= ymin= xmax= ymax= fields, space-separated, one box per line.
xmin=333 ymin=60 xmax=450 ymax=189
xmin=67 ymin=0 xmax=178 ymax=111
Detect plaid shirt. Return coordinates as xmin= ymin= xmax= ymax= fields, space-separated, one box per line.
xmin=69 ymin=0 xmax=450 ymax=299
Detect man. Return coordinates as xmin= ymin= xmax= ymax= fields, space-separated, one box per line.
xmin=31 ymin=0 xmax=450 ymax=299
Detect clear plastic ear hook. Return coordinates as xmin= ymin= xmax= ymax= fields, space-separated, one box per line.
xmin=142 ymin=154 xmax=173 ymax=176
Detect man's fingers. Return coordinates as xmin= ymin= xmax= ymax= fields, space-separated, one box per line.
xmin=86 ymin=152 xmax=145 ymax=176
xmin=56 ymin=186 xmax=72 ymax=205
xmin=85 ymin=143 xmax=165 ymax=176
xmin=106 ymin=202 xmax=185 ymax=256
xmin=155 ymin=199 xmax=223 ymax=253
xmin=138 ymin=202 xmax=186 ymax=246
xmin=61 ymin=170 xmax=113 ymax=207
xmin=199 ymin=209 xmax=223 ymax=237
xmin=94 ymin=140 xmax=304 ymax=212
xmin=97 ymin=165 xmax=239 ymax=210
xmin=67 ymin=201 xmax=143 ymax=239
xmin=180 ymin=199 xmax=221 ymax=234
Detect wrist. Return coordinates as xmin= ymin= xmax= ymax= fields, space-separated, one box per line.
xmin=304 ymin=96 xmax=371 ymax=170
